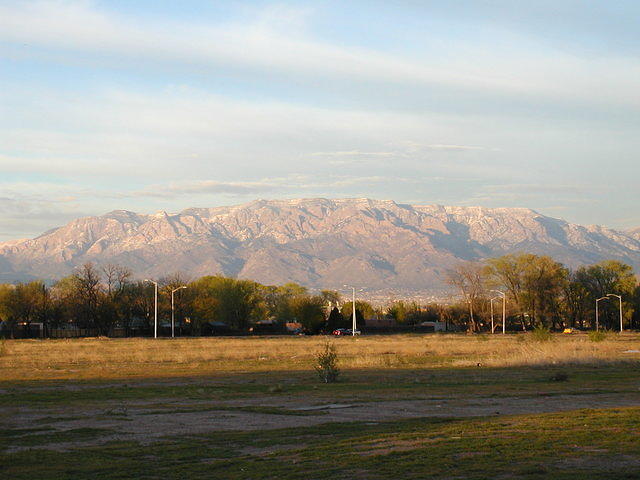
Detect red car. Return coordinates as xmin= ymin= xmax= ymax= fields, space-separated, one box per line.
xmin=332 ymin=328 xmax=361 ymax=336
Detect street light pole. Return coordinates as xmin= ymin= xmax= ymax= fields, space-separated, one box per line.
xmin=490 ymin=297 xmax=499 ymax=334
xmin=607 ymin=294 xmax=623 ymax=332
xmin=145 ymin=279 xmax=158 ymax=339
xmin=491 ymin=290 xmax=506 ymax=334
xmin=595 ymin=296 xmax=608 ymax=332
xmin=351 ymin=287 xmax=356 ymax=336
xmin=171 ymin=286 xmax=187 ymax=338
xmin=343 ymin=285 xmax=358 ymax=336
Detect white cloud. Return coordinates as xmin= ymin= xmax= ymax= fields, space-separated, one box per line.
xmin=311 ymin=151 xmax=396 ymax=158
xmin=130 ymin=180 xmax=281 ymax=197
xmin=423 ymin=144 xmax=487 ymax=151
xmin=1 ymin=1 xmax=639 ymax=110
xmin=0 ymin=1 xmax=638 ymax=237
xmin=1 ymin=85 xmax=509 ymax=181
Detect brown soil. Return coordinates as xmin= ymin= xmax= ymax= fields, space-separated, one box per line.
xmin=5 ymin=389 xmax=639 ymax=452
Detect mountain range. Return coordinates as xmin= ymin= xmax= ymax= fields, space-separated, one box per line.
xmin=1 ymin=198 xmax=639 ymax=294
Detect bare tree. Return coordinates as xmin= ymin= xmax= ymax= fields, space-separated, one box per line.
xmin=446 ymin=262 xmax=485 ymax=332
xmin=103 ymin=264 xmax=132 ymax=297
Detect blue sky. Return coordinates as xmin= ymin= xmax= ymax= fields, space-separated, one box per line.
xmin=1 ymin=0 xmax=639 ymax=240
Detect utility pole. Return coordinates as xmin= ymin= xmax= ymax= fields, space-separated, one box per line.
xmin=343 ymin=285 xmax=359 ymax=336
xmin=171 ymin=286 xmax=187 ymax=338
xmin=595 ymin=296 xmax=608 ymax=332
xmin=351 ymin=287 xmax=356 ymax=336
xmin=607 ymin=294 xmax=623 ymax=332
xmin=145 ymin=279 xmax=159 ymax=339
xmin=491 ymin=290 xmax=506 ymax=334
xmin=490 ymin=297 xmax=499 ymax=334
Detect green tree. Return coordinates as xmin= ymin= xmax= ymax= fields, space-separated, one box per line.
xmin=486 ymin=253 xmax=567 ymax=330
xmin=326 ymin=306 xmax=346 ymax=331
xmin=562 ymin=270 xmax=591 ymax=329
xmin=291 ymin=295 xmax=326 ymax=333
xmin=0 ymin=281 xmax=48 ymax=337
xmin=340 ymin=301 xmax=374 ymax=328
xmin=574 ymin=260 xmax=637 ymax=329
xmin=189 ymin=276 xmax=265 ymax=330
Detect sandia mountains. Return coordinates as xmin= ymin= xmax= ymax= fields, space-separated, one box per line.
xmin=1 ymin=198 xmax=639 ymax=293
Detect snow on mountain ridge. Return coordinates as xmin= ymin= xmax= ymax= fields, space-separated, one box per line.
xmin=0 ymin=199 xmax=638 ymax=291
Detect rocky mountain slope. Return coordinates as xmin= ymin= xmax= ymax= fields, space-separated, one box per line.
xmin=1 ymin=198 xmax=639 ymax=293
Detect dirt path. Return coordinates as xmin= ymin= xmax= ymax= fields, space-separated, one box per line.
xmin=5 ymin=391 xmax=640 ymax=452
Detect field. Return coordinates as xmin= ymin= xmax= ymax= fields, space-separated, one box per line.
xmin=1 ymin=333 xmax=640 ymax=479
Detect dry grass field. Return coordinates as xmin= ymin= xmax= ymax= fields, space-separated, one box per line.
xmin=2 ymin=333 xmax=640 ymax=479
xmin=2 ymin=332 xmax=640 ymax=382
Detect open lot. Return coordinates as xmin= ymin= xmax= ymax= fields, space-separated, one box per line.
xmin=2 ymin=333 xmax=640 ymax=479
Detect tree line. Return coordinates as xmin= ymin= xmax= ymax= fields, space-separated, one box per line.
xmin=0 ymin=263 xmax=363 ymax=337
xmin=446 ymin=254 xmax=640 ymax=332
xmin=0 ymin=253 xmax=639 ymax=338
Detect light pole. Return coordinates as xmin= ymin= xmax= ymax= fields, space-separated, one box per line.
xmin=491 ymin=290 xmax=506 ymax=334
xmin=171 ymin=286 xmax=187 ymax=338
xmin=145 ymin=279 xmax=158 ymax=339
xmin=595 ymin=296 xmax=608 ymax=331
xmin=607 ymin=294 xmax=623 ymax=332
xmin=343 ymin=285 xmax=360 ymax=336
xmin=490 ymin=296 xmax=499 ymax=334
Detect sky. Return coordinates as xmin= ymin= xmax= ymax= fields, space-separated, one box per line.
xmin=1 ymin=0 xmax=639 ymax=241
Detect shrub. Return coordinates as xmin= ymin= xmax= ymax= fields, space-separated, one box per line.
xmin=530 ymin=325 xmax=552 ymax=342
xmin=268 ymin=383 xmax=284 ymax=393
xmin=549 ymin=372 xmax=569 ymax=382
xmin=315 ymin=341 xmax=340 ymax=383
xmin=588 ymin=330 xmax=607 ymax=342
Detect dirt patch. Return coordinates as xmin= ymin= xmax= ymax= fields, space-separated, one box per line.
xmin=4 ymin=389 xmax=639 ymax=452
xmin=240 ymin=443 xmax=306 ymax=456
xmin=555 ymin=454 xmax=640 ymax=470
xmin=355 ymin=439 xmax=422 ymax=456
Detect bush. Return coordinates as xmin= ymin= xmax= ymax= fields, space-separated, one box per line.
xmin=268 ymin=383 xmax=284 ymax=393
xmin=315 ymin=341 xmax=340 ymax=383
xmin=530 ymin=325 xmax=552 ymax=342
xmin=549 ymin=372 xmax=569 ymax=382
xmin=588 ymin=330 xmax=607 ymax=342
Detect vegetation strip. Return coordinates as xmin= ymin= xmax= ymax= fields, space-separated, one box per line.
xmin=2 ymin=407 xmax=640 ymax=479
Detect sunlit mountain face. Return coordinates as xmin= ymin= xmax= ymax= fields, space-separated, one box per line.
xmin=1 ymin=198 xmax=639 ymax=293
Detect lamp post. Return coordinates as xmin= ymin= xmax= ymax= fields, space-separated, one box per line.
xmin=595 ymin=296 xmax=609 ymax=332
xmin=145 ymin=279 xmax=159 ymax=338
xmin=343 ymin=285 xmax=361 ymax=336
xmin=607 ymin=294 xmax=623 ymax=332
xmin=171 ymin=286 xmax=187 ymax=338
xmin=490 ymin=296 xmax=499 ymax=334
xmin=491 ymin=290 xmax=506 ymax=334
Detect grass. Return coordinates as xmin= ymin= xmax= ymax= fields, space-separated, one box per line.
xmin=589 ymin=330 xmax=608 ymax=342
xmin=2 ymin=408 xmax=640 ymax=479
xmin=2 ymin=333 xmax=640 ymax=479
xmin=1 ymin=332 xmax=639 ymax=382
xmin=0 ymin=427 xmax=113 ymax=449
xmin=2 ymin=362 xmax=638 ymax=409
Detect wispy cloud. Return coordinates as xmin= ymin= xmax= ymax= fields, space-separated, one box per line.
xmin=0 ymin=0 xmax=638 ymax=238
xmin=0 ymin=196 xmax=90 ymax=241
xmin=311 ymin=151 xmax=396 ymax=158
xmin=1 ymin=1 xmax=639 ymax=110
xmin=423 ymin=144 xmax=488 ymax=151
xmin=130 ymin=180 xmax=281 ymax=198
xmin=315 ymin=143 xmax=493 ymax=165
